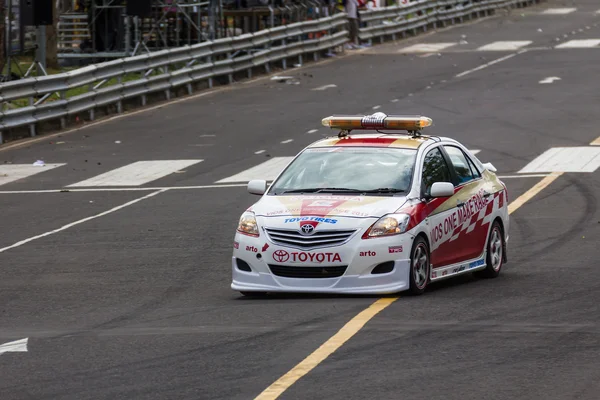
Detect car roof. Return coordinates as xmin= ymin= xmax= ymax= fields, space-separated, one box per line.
xmin=307 ymin=133 xmax=442 ymax=150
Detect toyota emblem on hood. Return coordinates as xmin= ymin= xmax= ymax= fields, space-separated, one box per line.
xmin=300 ymin=224 xmax=315 ymax=235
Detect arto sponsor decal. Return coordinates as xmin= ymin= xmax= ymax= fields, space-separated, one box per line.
xmin=246 ymin=245 xmax=258 ymax=253
xmin=359 ymin=251 xmax=376 ymax=256
xmin=271 ymin=249 xmax=342 ymax=263
xmin=431 ymin=189 xmax=489 ymax=246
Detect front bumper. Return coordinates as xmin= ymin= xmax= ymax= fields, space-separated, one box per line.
xmin=231 ymin=232 xmax=412 ymax=294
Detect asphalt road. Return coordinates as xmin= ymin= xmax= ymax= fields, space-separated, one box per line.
xmin=1 ymin=0 xmax=600 ymax=399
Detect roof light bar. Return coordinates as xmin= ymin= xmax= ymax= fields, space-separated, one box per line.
xmin=321 ymin=112 xmax=433 ymax=131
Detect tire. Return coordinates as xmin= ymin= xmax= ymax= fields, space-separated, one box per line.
xmin=240 ymin=291 xmax=267 ymax=297
xmin=408 ymin=236 xmax=430 ymax=295
xmin=476 ymin=221 xmax=504 ymax=279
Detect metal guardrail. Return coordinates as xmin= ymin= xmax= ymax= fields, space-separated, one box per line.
xmin=0 ymin=0 xmax=542 ymax=144
xmin=357 ymin=0 xmax=540 ymax=43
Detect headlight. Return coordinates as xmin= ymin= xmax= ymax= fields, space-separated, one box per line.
xmin=237 ymin=211 xmax=259 ymax=237
xmin=362 ymin=214 xmax=411 ymax=238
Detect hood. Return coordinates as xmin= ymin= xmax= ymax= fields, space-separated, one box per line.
xmin=250 ymin=194 xmax=408 ymax=220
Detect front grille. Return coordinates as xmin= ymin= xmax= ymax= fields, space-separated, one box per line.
xmin=264 ymin=228 xmax=356 ymax=250
xmin=268 ymin=264 xmax=348 ymax=278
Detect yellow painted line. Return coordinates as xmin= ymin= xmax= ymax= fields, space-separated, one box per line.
xmin=256 ymin=172 xmax=565 ymax=399
xmin=508 ymin=172 xmax=563 ymax=215
xmin=591 ymin=136 xmax=600 ymax=146
xmin=254 ymin=297 xmax=398 ymax=400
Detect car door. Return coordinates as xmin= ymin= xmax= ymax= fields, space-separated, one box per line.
xmin=419 ymin=146 xmax=458 ymax=269
xmin=440 ymin=145 xmax=490 ymax=263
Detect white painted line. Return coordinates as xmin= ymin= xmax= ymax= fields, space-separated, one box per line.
xmin=390 ymin=99 xmax=399 ymax=103
xmin=0 ymin=163 xmax=66 ymax=186
xmin=311 ymin=84 xmax=337 ymax=91
xmin=216 ymin=157 xmax=294 ymax=183
xmin=372 ymin=105 xmax=381 ymax=110
xmin=539 ymin=76 xmax=561 ymax=84
xmin=591 ymin=136 xmax=600 ymax=146
xmin=281 ymin=139 xmax=293 ymax=144
xmin=307 ymin=129 xmax=318 ymax=134
xmin=255 ymin=150 xmax=266 ymax=154
xmin=596 ymin=10 xmax=600 ymax=15
xmin=418 ymin=53 xmax=435 ymax=58
xmin=399 ymin=43 xmax=457 ymax=53
xmin=67 ymin=160 xmax=203 ymax=187
xmin=0 ymin=190 xmax=166 ymax=254
xmin=0 ymin=338 xmax=28 ymax=355
xmin=542 ymin=8 xmax=576 ymax=15
xmin=455 ymin=53 xmax=519 ymax=78
xmin=518 ymin=147 xmax=600 ymax=173
xmin=555 ymin=39 xmax=600 ymax=49
xmin=0 ymin=184 xmax=249 ymax=194
xmin=477 ymin=41 xmax=532 ymax=51
xmin=469 ymin=149 xmax=481 ymax=155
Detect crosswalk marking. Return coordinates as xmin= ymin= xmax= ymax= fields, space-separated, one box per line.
xmin=477 ymin=41 xmax=532 ymax=51
xmin=216 ymin=157 xmax=294 ymax=183
xmin=399 ymin=43 xmax=457 ymax=53
xmin=67 ymin=160 xmax=203 ymax=187
xmin=0 ymin=163 xmax=66 ymax=186
xmin=519 ymin=147 xmax=600 ymax=173
xmin=555 ymin=39 xmax=600 ymax=49
xmin=541 ymin=8 xmax=577 ymax=15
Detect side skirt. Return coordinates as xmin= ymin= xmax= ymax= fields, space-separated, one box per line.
xmin=430 ymin=252 xmax=487 ymax=281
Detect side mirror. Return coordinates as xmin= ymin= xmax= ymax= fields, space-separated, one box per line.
xmin=247 ymin=179 xmax=267 ymax=195
xmin=430 ymin=182 xmax=455 ymax=198
xmin=482 ymin=162 xmax=497 ymax=173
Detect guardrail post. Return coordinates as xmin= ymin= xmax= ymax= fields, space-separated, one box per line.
xmin=28 ymin=96 xmax=36 ymax=137
xmin=60 ymin=90 xmax=66 ymax=129
xmin=227 ymin=53 xmax=233 ymax=83
xmin=117 ymin=76 xmax=123 ymax=113
xmin=208 ymin=55 xmax=213 ymax=89
xmin=282 ymin=39 xmax=287 ymax=70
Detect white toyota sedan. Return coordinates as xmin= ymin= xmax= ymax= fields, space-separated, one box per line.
xmin=231 ymin=113 xmax=509 ymax=296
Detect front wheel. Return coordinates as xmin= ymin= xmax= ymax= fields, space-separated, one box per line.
xmin=476 ymin=221 xmax=504 ymax=279
xmin=408 ymin=236 xmax=430 ymax=295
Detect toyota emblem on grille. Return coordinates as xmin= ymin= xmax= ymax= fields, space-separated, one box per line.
xmin=300 ymin=224 xmax=315 ymax=235
xmin=272 ymin=250 xmax=289 ymax=262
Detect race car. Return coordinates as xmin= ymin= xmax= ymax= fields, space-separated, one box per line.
xmin=231 ymin=112 xmax=509 ymax=296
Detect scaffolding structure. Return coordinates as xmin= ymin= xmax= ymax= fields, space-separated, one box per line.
xmin=58 ymin=0 xmax=334 ymax=61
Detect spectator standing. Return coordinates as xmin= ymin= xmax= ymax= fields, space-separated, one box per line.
xmin=345 ymin=0 xmax=360 ymax=49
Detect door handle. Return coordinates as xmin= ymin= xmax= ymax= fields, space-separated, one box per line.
xmin=482 ymin=191 xmax=491 ymax=198
xmin=457 ymin=200 xmax=465 ymax=207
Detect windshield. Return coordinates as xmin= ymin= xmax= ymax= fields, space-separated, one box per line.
xmin=268 ymin=147 xmax=417 ymax=195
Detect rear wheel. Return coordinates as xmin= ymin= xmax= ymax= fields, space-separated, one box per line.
xmin=408 ymin=236 xmax=430 ymax=295
xmin=476 ymin=221 xmax=504 ymax=279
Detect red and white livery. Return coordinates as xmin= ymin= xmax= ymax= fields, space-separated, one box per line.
xmin=231 ymin=113 xmax=509 ymax=296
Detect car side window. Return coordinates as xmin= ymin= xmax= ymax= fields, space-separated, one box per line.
xmin=466 ymin=155 xmax=482 ymax=179
xmin=421 ymin=147 xmax=452 ymax=196
xmin=444 ymin=146 xmax=476 ymax=185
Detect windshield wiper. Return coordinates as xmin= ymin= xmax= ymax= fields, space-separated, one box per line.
xmin=359 ymin=188 xmax=405 ymax=194
xmin=279 ymin=187 xmax=361 ymax=194
xmin=278 ymin=187 xmax=404 ymax=194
